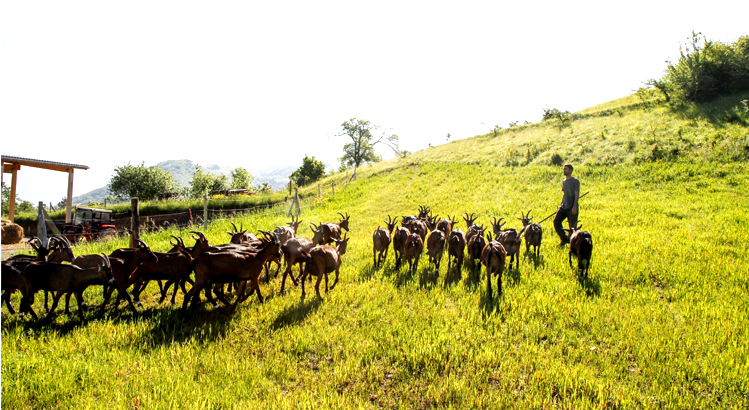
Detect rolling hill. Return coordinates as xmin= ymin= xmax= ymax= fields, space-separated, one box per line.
xmin=3 ymin=92 xmax=749 ymax=408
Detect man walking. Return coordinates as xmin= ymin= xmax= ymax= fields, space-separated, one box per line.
xmin=554 ymin=164 xmax=579 ymax=245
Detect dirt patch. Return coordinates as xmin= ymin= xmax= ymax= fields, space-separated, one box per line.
xmin=1 ymin=238 xmax=33 ymax=261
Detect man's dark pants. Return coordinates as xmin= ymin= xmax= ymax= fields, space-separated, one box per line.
xmin=554 ymin=207 xmax=578 ymax=243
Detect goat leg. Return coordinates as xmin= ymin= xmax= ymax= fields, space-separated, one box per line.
xmin=99 ymin=286 xmax=116 ymax=313
xmin=45 ymin=291 xmax=65 ymax=320
xmin=212 ymin=283 xmax=232 ymax=308
xmin=315 ymin=274 xmax=324 ymax=299
xmin=44 ymin=290 xmax=51 ymax=312
xmin=330 ymin=267 xmax=339 ymax=290
xmin=74 ymin=290 xmax=86 ymax=319
xmin=231 ymin=281 xmax=248 ymax=310
xmin=64 ymin=291 xmax=74 ymax=315
xmin=159 ymin=280 xmax=175 ymax=304
xmin=300 ymin=273 xmax=307 ymax=301
xmin=2 ymin=290 xmax=16 ymax=315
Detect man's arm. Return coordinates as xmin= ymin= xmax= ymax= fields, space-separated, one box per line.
xmin=572 ymin=190 xmax=579 ymax=214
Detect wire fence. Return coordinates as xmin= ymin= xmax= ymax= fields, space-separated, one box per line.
xmin=34 ymin=172 xmax=355 ymax=243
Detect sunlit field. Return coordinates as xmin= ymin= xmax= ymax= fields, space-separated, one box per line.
xmin=3 ymin=94 xmax=749 ymax=408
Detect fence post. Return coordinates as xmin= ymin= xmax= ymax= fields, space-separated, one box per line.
xmin=318 ymin=184 xmax=321 ymax=197
xmin=332 ymin=180 xmax=335 ymax=195
xmin=203 ymin=195 xmax=208 ymax=231
xmin=130 ymin=197 xmax=140 ymax=248
xmin=294 ymin=188 xmax=301 ymax=216
xmin=346 ymin=171 xmax=348 ymax=186
xmin=37 ymin=202 xmax=48 ymax=246
xmin=287 ymin=188 xmax=296 ymax=217
xmin=289 ymin=181 xmax=292 ymax=196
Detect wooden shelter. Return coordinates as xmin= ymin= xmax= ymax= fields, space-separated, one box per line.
xmin=1 ymin=155 xmax=89 ymax=223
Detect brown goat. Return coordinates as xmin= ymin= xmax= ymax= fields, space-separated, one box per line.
xmin=481 ymin=233 xmax=507 ymax=299
xmin=279 ymin=224 xmax=326 ymax=293
xmin=404 ymin=233 xmax=424 ymax=274
xmin=373 ymin=215 xmax=397 ymax=268
xmin=492 ymin=217 xmax=524 ymax=270
xmin=566 ymin=224 xmax=593 ymax=277
xmin=408 ymin=219 xmax=429 ymax=243
xmin=1 ymin=259 xmax=32 ymax=314
xmin=517 ymin=210 xmax=543 ymax=257
xmin=466 ymin=226 xmax=487 ymax=271
xmin=392 ymin=226 xmax=410 ymax=270
xmin=417 ymin=205 xmax=431 ymax=220
xmin=183 ymin=231 xmax=281 ymax=310
xmin=463 ymin=212 xmax=478 ymax=231
xmin=127 ymin=236 xmax=195 ymax=305
xmin=100 ymin=239 xmax=160 ymax=313
xmin=447 ymin=229 xmax=466 ymax=271
xmin=436 ymin=215 xmax=457 ymax=237
xmin=300 ymin=234 xmax=349 ymax=301
xmin=320 ymin=212 xmax=351 ymax=245
xmin=426 ymin=229 xmax=446 ymax=273
xmin=18 ymin=254 xmax=113 ymax=320
xmin=226 ymin=222 xmax=258 ymax=244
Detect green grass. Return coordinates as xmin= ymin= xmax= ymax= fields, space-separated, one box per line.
xmin=3 ymin=95 xmax=749 ymax=408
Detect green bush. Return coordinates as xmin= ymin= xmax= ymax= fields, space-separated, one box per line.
xmin=664 ymin=32 xmax=749 ymax=104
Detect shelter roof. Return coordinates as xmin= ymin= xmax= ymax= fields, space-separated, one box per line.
xmin=2 ymin=154 xmax=89 ymax=173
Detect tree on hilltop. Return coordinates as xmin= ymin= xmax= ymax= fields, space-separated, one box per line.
xmin=337 ymin=118 xmax=400 ymax=172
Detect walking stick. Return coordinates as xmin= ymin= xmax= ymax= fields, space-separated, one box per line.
xmin=537 ymin=191 xmax=590 ymax=224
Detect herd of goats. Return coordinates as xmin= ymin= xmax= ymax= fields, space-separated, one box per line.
xmin=0 ymin=206 xmax=593 ymax=323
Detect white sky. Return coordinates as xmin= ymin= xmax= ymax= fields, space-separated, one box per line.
xmin=1 ymin=1 xmax=747 ymax=206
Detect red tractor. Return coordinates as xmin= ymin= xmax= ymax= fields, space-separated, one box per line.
xmin=54 ymin=206 xmax=118 ymax=242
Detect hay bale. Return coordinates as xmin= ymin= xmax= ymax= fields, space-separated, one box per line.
xmin=1 ymin=219 xmax=24 ymax=244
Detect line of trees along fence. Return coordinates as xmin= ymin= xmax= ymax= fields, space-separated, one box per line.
xmin=23 ymin=173 xmax=352 ymax=245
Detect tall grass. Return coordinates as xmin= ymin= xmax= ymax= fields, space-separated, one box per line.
xmin=3 ymin=160 xmax=748 ymax=409
xmin=3 ymin=95 xmax=748 ymax=408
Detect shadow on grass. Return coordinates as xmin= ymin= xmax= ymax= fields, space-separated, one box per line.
xmin=478 ymin=284 xmax=505 ymax=318
xmin=523 ymin=251 xmax=546 ymax=270
xmin=418 ymin=265 xmax=439 ymax=289
xmin=577 ymin=273 xmax=601 ymax=298
xmin=393 ymin=264 xmax=415 ymax=288
xmin=443 ymin=265 xmax=463 ymax=287
xmin=463 ymin=260 xmax=483 ymax=289
xmin=670 ymin=98 xmax=749 ymax=127
xmin=270 ymin=298 xmax=323 ymax=330
xmin=505 ymin=266 xmax=522 ymax=287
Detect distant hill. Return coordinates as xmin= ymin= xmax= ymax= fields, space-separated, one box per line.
xmin=72 ymin=160 xmax=297 ymax=204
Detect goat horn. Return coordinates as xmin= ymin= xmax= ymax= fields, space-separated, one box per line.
xmin=101 ymin=253 xmax=111 ymax=268
xmin=230 ymin=222 xmax=239 ymax=233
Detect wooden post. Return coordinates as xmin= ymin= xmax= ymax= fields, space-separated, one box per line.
xmin=346 ymin=171 xmax=348 ymax=186
xmin=37 ymin=202 xmax=48 ymax=246
xmin=8 ymin=163 xmax=19 ymax=222
xmin=332 ymin=180 xmax=335 ymax=195
xmin=287 ymin=188 xmax=296 ymax=217
xmin=203 ymin=195 xmax=208 ymax=231
xmin=41 ymin=207 xmax=61 ymax=235
xmin=65 ymin=168 xmax=74 ymax=223
xmin=318 ymin=184 xmax=321 ymax=197
xmin=130 ymin=197 xmax=140 ymax=248
xmin=294 ymin=188 xmax=301 ymax=217
xmin=288 ymin=181 xmax=292 ymax=196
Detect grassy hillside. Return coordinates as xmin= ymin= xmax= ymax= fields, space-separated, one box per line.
xmin=2 ymin=94 xmax=748 ymax=408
